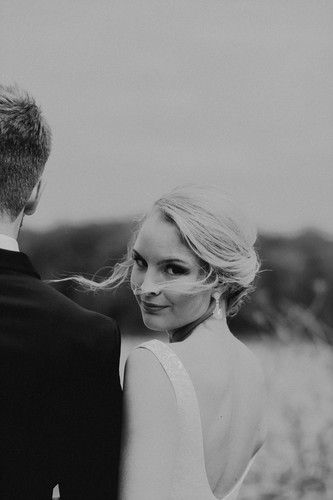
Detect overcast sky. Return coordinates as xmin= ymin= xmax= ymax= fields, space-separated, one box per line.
xmin=1 ymin=0 xmax=332 ymax=235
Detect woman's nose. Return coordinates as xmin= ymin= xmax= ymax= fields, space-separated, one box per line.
xmin=141 ymin=269 xmax=161 ymax=295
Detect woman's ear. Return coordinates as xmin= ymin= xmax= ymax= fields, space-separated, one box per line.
xmin=24 ymin=176 xmax=46 ymax=216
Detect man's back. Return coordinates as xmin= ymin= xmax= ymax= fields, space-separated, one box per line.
xmin=0 ymin=248 xmax=122 ymax=499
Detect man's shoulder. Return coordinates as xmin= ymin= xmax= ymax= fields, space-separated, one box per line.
xmin=1 ymin=268 xmax=120 ymax=348
xmin=27 ymin=277 xmax=120 ymax=347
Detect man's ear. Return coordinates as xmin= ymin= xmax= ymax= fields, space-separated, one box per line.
xmin=24 ymin=176 xmax=46 ymax=216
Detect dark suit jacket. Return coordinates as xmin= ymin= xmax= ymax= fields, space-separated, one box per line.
xmin=0 ymin=248 xmax=122 ymax=499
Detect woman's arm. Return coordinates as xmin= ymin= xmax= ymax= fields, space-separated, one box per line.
xmin=119 ymin=347 xmax=179 ymax=500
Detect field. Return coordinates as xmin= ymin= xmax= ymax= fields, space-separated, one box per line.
xmin=238 ymin=339 xmax=333 ymax=500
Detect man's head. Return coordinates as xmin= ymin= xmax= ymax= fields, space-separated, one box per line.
xmin=0 ymin=84 xmax=51 ymax=222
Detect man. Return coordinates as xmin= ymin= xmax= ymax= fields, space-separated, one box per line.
xmin=0 ymin=84 xmax=122 ymax=499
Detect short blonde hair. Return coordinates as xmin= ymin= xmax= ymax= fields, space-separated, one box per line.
xmin=76 ymin=184 xmax=260 ymax=317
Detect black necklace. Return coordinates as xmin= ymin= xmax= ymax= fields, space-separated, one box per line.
xmin=169 ymin=306 xmax=214 ymax=343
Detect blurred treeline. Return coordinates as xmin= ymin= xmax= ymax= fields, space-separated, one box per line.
xmin=20 ymin=222 xmax=333 ymax=342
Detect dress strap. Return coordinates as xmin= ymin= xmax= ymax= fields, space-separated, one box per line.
xmin=138 ymin=339 xmax=208 ymax=480
xmin=138 ymin=339 xmax=203 ymax=426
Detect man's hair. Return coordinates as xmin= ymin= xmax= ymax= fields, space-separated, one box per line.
xmin=0 ymin=84 xmax=52 ymax=220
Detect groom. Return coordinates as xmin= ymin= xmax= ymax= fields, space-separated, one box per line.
xmin=0 ymin=85 xmax=122 ymax=499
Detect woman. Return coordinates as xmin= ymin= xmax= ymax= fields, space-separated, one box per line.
xmin=82 ymin=185 xmax=266 ymax=499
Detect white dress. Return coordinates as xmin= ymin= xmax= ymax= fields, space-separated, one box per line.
xmin=139 ymin=339 xmax=256 ymax=500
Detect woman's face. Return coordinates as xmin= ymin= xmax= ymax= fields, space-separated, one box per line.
xmin=130 ymin=210 xmax=212 ymax=332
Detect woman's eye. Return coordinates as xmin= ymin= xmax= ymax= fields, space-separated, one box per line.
xmin=165 ymin=265 xmax=188 ymax=276
xmin=133 ymin=256 xmax=146 ymax=269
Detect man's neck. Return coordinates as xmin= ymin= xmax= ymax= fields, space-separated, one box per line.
xmin=0 ymin=214 xmax=23 ymax=240
xmin=0 ymin=227 xmax=18 ymax=239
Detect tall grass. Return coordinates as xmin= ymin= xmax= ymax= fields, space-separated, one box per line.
xmin=241 ymin=339 xmax=333 ymax=500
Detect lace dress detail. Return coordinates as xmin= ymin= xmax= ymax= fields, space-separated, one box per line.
xmin=139 ymin=339 xmax=255 ymax=500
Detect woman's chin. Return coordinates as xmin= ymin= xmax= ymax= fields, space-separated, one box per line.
xmin=141 ymin=313 xmax=169 ymax=332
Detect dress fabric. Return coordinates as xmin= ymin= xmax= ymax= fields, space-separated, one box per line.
xmin=139 ymin=339 xmax=255 ymax=500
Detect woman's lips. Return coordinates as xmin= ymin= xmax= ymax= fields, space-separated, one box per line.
xmin=140 ymin=301 xmax=169 ymax=313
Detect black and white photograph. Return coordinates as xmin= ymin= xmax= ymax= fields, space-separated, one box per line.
xmin=0 ymin=1 xmax=332 ymax=499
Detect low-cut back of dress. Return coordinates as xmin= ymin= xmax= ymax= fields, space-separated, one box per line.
xmin=139 ymin=339 xmax=256 ymax=500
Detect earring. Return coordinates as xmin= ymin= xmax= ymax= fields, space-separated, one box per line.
xmin=212 ymin=292 xmax=223 ymax=320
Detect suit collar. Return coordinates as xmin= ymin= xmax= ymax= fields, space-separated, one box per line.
xmin=0 ymin=248 xmax=41 ymax=279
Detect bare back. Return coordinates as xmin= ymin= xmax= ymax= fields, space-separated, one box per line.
xmin=171 ymin=320 xmax=266 ymax=498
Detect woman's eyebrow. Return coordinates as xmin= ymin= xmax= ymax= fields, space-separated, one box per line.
xmin=158 ymin=258 xmax=188 ymax=265
xmin=132 ymin=250 xmax=189 ymax=266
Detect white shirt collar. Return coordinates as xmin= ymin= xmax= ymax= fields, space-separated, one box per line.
xmin=0 ymin=234 xmax=20 ymax=252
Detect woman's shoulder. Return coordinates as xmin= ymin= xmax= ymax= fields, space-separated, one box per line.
xmin=121 ymin=341 xmax=179 ymax=500
xmin=125 ymin=339 xmax=167 ymax=369
xmin=123 ymin=340 xmax=175 ymax=402
xmin=124 ymin=340 xmax=163 ymax=379
xmin=123 ymin=341 xmax=178 ymax=438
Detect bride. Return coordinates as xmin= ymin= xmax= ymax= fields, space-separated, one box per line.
xmin=83 ymin=184 xmax=266 ymax=499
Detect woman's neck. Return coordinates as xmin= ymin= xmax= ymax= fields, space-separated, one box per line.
xmin=168 ymin=306 xmax=215 ymax=343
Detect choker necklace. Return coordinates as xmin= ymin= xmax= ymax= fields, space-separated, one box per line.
xmin=169 ymin=307 xmax=214 ymax=343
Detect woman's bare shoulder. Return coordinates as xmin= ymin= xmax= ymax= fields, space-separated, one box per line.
xmin=124 ymin=345 xmax=176 ymax=405
xmin=121 ymin=346 xmax=179 ymax=500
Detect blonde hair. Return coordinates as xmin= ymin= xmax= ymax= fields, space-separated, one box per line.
xmin=74 ymin=185 xmax=259 ymax=316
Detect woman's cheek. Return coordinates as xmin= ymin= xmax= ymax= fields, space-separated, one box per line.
xmin=163 ymin=290 xmax=182 ymax=306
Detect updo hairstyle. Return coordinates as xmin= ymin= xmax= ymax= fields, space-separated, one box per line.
xmin=153 ymin=185 xmax=259 ymax=316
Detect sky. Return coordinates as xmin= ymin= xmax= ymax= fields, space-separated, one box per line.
xmin=0 ymin=0 xmax=332 ymax=235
